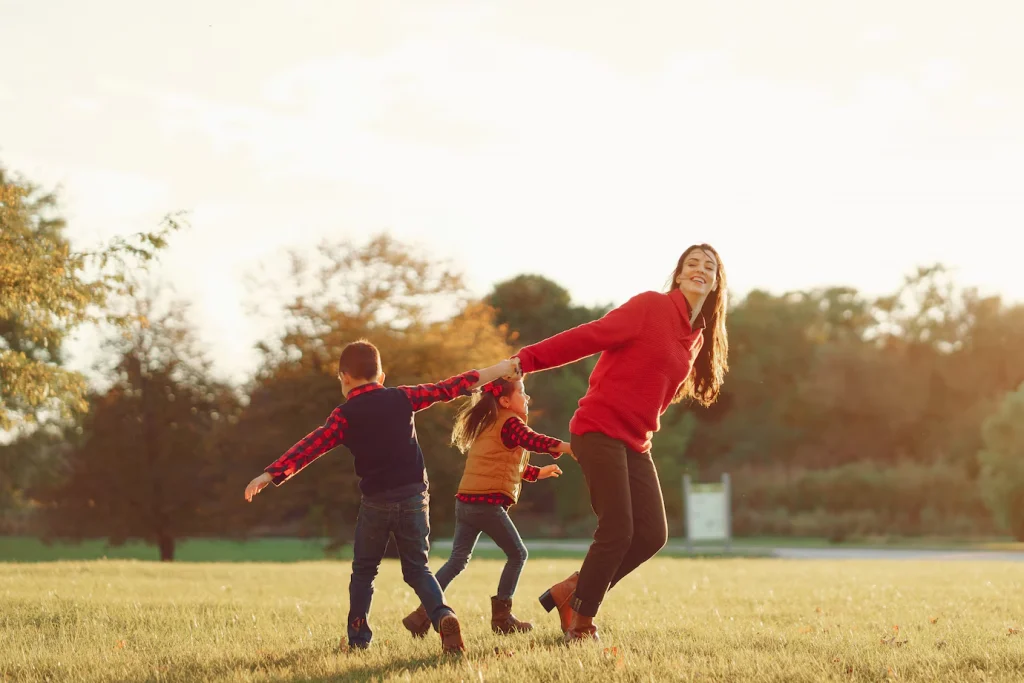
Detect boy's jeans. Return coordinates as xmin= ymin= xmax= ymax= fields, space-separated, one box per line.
xmin=347 ymin=490 xmax=453 ymax=647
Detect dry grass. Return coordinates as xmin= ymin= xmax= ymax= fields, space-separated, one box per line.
xmin=2 ymin=557 xmax=1024 ymax=681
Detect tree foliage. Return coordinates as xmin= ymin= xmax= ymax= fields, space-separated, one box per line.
xmin=0 ymin=164 xmax=181 ymax=430
xmin=33 ymin=297 xmax=237 ymax=560
xmin=217 ymin=235 xmax=514 ymax=545
xmin=978 ymin=381 xmax=1024 ymax=540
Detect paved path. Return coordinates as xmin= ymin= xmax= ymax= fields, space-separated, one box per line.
xmin=768 ymin=546 xmax=1024 ymax=561
xmin=431 ymin=538 xmax=1024 ymax=562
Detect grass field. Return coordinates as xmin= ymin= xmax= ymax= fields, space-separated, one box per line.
xmin=0 ymin=536 xmax=765 ymax=563
xmin=3 ymin=535 xmax=1022 ymax=563
xmin=3 ymin=557 xmax=1024 ymax=682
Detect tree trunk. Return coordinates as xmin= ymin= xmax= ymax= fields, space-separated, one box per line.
xmin=158 ymin=534 xmax=175 ymax=561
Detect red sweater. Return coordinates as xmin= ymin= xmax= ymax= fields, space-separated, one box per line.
xmin=514 ymin=288 xmax=704 ymax=454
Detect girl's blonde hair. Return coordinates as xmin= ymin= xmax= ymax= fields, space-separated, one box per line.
xmin=450 ymin=378 xmax=516 ymax=453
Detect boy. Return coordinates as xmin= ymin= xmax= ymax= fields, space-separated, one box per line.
xmin=244 ymin=340 xmax=520 ymax=654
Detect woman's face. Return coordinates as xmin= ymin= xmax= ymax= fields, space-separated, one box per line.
xmin=676 ymin=248 xmax=719 ymax=301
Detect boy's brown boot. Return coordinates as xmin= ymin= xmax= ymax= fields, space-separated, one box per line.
xmin=538 ymin=571 xmax=579 ymax=633
xmin=401 ymin=605 xmax=432 ymax=637
xmin=490 ymin=596 xmax=533 ymax=633
xmin=563 ymin=611 xmax=599 ymax=644
xmin=438 ymin=613 xmax=465 ymax=654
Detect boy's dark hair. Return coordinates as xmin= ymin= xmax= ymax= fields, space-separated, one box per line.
xmin=450 ymin=378 xmax=516 ymax=453
xmin=338 ymin=340 xmax=382 ymax=380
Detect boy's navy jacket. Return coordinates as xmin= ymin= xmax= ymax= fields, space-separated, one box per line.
xmin=264 ymin=372 xmax=479 ymax=501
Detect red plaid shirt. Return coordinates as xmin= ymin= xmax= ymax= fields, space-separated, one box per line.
xmin=455 ymin=416 xmax=562 ymax=507
xmin=265 ymin=371 xmax=479 ymax=485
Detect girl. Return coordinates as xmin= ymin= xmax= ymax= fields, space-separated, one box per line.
xmin=402 ymin=376 xmax=571 ymax=636
xmin=510 ymin=244 xmax=729 ymax=643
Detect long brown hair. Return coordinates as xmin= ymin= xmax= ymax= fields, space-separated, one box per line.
xmin=667 ymin=244 xmax=729 ymax=407
xmin=451 ymin=378 xmax=516 ymax=453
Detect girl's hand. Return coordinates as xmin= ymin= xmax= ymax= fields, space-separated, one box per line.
xmin=539 ymin=464 xmax=562 ymax=479
xmin=555 ymin=441 xmax=575 ymax=460
xmin=245 ymin=473 xmax=272 ymax=502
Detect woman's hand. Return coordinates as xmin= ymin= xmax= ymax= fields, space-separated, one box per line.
xmin=555 ymin=441 xmax=575 ymax=460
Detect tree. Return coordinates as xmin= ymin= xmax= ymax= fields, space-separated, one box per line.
xmin=0 ymin=164 xmax=180 ymax=431
xmin=486 ymin=275 xmax=609 ymax=347
xmin=215 ymin=234 xmax=514 ymax=545
xmin=485 ymin=275 xmax=611 ymax=524
xmin=33 ymin=297 xmax=237 ymax=560
xmin=977 ymin=381 xmax=1024 ymax=540
xmin=873 ymin=264 xmax=969 ymax=352
xmin=936 ymin=294 xmax=1024 ymax=475
xmin=0 ymin=426 xmax=68 ymax=533
xmin=686 ymin=288 xmax=875 ymax=473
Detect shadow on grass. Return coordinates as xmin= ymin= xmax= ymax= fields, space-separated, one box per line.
xmin=331 ymin=633 xmax=575 ymax=683
xmin=3 ymin=638 xmax=581 ymax=683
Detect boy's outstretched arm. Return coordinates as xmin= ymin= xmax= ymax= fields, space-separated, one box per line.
xmin=244 ymin=407 xmax=348 ymax=501
xmin=400 ymin=359 xmax=519 ymax=412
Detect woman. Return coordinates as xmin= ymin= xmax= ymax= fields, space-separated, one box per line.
xmin=509 ymin=244 xmax=729 ymax=643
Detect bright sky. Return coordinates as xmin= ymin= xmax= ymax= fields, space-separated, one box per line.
xmin=2 ymin=0 xmax=1022 ymax=384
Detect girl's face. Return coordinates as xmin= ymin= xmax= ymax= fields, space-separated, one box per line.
xmin=500 ymin=379 xmax=530 ymax=418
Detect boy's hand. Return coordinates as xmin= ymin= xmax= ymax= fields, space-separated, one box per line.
xmin=554 ymin=441 xmax=574 ymax=460
xmin=538 ymin=464 xmax=562 ymax=479
xmin=245 ymin=473 xmax=273 ymax=502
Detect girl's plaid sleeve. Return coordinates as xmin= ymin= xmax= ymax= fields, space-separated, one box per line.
xmin=522 ymin=464 xmax=541 ymax=482
xmin=500 ymin=416 xmax=562 ymax=455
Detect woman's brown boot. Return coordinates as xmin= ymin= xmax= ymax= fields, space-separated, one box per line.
xmin=563 ymin=610 xmax=599 ymax=644
xmin=538 ymin=571 xmax=579 ymax=633
xmin=401 ymin=604 xmax=432 ymax=637
xmin=491 ymin=596 xmax=533 ymax=633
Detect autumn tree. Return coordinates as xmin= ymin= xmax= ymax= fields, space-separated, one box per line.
xmin=34 ymin=297 xmax=237 ymax=560
xmin=484 ymin=275 xmax=611 ymax=524
xmin=214 ymin=235 xmax=514 ymax=545
xmin=0 ymin=163 xmax=180 ymax=431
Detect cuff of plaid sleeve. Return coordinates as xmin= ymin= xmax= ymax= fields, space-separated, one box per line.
xmin=266 ymin=469 xmax=288 ymax=486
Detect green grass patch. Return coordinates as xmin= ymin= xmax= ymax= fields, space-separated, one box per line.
xmin=3 ymin=558 xmax=1024 ymax=681
xmin=0 ymin=536 xmax=771 ymax=563
xmin=0 ymin=536 xmax=341 ymax=563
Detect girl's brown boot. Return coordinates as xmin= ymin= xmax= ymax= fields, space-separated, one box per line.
xmin=491 ymin=596 xmax=533 ymax=633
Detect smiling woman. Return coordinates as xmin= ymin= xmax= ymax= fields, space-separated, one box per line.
xmin=502 ymin=243 xmax=730 ymax=643
xmin=666 ymin=244 xmax=730 ymax=407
